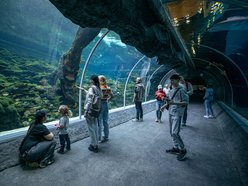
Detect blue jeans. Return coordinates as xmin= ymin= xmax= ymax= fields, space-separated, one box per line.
xmin=135 ymin=101 xmax=143 ymax=120
xmin=86 ymin=116 xmax=98 ymax=146
xmin=59 ymin=134 xmax=71 ymax=151
xmin=204 ymin=100 xmax=214 ymax=116
xmin=156 ymin=101 xmax=164 ymax=120
xmin=98 ymin=101 xmax=109 ymax=140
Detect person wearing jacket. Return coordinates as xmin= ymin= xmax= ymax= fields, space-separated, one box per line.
xmin=84 ymin=75 xmax=103 ymax=153
xmin=203 ymin=84 xmax=214 ymax=118
xmin=155 ymin=85 xmax=166 ymax=123
xmin=133 ymin=77 xmax=145 ymax=122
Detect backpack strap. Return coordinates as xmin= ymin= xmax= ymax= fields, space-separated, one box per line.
xmin=171 ymin=87 xmax=181 ymax=100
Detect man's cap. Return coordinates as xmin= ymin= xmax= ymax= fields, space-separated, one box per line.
xmin=170 ymin=74 xmax=180 ymax=80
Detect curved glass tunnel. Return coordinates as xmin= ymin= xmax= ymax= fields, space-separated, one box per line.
xmin=0 ymin=0 xmax=248 ymax=185
xmin=0 ymin=1 xmax=247 ymax=131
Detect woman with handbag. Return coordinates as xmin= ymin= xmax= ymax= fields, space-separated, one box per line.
xmin=84 ymin=75 xmax=103 ymax=153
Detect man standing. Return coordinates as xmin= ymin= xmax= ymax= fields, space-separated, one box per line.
xmin=161 ymin=74 xmax=189 ymax=161
xmin=133 ymin=77 xmax=145 ymax=122
xmin=179 ymin=76 xmax=193 ymax=126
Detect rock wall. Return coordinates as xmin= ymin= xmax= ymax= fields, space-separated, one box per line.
xmin=49 ymin=0 xmax=185 ymax=66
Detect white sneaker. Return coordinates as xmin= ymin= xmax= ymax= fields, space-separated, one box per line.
xmin=132 ymin=119 xmax=139 ymax=122
xmin=204 ymin=115 xmax=209 ymax=118
xmin=209 ymin=115 xmax=214 ymax=118
xmin=155 ymin=119 xmax=158 ymax=122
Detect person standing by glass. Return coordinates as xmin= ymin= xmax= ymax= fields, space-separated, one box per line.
xmin=98 ymin=75 xmax=114 ymax=143
xmin=161 ymin=74 xmax=189 ymax=161
xmin=155 ymin=85 xmax=166 ymax=123
xmin=179 ymin=76 xmax=193 ymax=126
xmin=84 ymin=75 xmax=103 ymax=152
xmin=132 ymin=77 xmax=145 ymax=122
xmin=203 ymin=84 xmax=214 ymax=118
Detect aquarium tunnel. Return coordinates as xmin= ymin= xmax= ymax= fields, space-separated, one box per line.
xmin=0 ymin=0 xmax=248 ymax=185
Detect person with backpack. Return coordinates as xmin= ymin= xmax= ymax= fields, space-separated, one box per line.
xmin=203 ymin=84 xmax=214 ymax=118
xmin=98 ymin=75 xmax=114 ymax=143
xmin=132 ymin=77 xmax=145 ymax=122
xmin=161 ymin=74 xmax=189 ymax=161
xmin=19 ymin=110 xmax=56 ymax=168
xmin=179 ymin=76 xmax=193 ymax=126
xmin=84 ymin=75 xmax=103 ymax=153
xmin=155 ymin=85 xmax=166 ymax=123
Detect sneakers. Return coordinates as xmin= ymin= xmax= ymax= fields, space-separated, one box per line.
xmin=204 ymin=115 xmax=209 ymax=118
xmin=101 ymin=138 xmax=109 ymax=143
xmin=47 ymin=159 xmax=55 ymax=165
xmin=166 ymin=147 xmax=180 ymax=154
xmin=155 ymin=119 xmax=158 ymax=122
xmin=39 ymin=159 xmax=55 ymax=168
xmin=132 ymin=119 xmax=139 ymax=122
xmin=177 ymin=149 xmax=187 ymax=161
xmin=57 ymin=149 xmax=64 ymax=154
xmin=209 ymin=115 xmax=214 ymax=118
xmin=88 ymin=145 xmax=99 ymax=153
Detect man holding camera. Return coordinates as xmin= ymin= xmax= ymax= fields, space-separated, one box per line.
xmin=161 ymin=74 xmax=189 ymax=161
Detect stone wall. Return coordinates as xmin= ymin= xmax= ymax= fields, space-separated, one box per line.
xmin=0 ymin=101 xmax=156 ymax=171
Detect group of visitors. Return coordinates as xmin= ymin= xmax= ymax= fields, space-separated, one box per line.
xmin=19 ymin=73 xmax=215 ymax=168
xmin=83 ymin=75 xmax=113 ymax=152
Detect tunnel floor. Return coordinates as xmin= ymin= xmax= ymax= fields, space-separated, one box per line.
xmin=0 ymin=104 xmax=243 ymax=186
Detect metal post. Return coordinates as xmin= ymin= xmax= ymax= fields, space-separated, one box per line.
xmin=78 ymin=30 xmax=110 ymax=119
xmin=159 ymin=69 xmax=177 ymax=86
xmin=123 ymin=56 xmax=145 ymax=107
xmin=144 ymin=65 xmax=164 ymax=102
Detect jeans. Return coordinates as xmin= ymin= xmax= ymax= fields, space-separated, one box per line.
xmin=98 ymin=101 xmax=109 ymax=140
xmin=25 ymin=140 xmax=56 ymax=164
xmin=156 ymin=101 xmax=164 ymax=120
xmin=169 ymin=115 xmax=185 ymax=150
xmin=182 ymin=105 xmax=188 ymax=124
xmin=86 ymin=116 xmax=98 ymax=146
xmin=204 ymin=100 xmax=214 ymax=116
xmin=135 ymin=101 xmax=143 ymax=120
xmin=59 ymin=134 xmax=71 ymax=151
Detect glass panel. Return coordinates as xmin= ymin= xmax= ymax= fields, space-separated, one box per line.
xmin=163 ymin=0 xmax=248 ymax=119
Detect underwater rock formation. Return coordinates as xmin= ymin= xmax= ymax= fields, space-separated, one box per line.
xmin=53 ymin=27 xmax=100 ymax=106
xmin=49 ymin=0 xmax=185 ymax=66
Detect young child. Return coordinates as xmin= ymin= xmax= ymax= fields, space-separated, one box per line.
xmin=56 ymin=105 xmax=71 ymax=154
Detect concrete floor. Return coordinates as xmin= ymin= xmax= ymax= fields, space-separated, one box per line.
xmin=0 ymin=104 xmax=244 ymax=186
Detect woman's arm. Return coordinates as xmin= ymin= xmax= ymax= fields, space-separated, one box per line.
xmin=44 ymin=132 xmax=54 ymax=140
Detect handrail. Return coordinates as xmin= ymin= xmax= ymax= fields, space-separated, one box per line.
xmin=78 ymin=30 xmax=110 ymax=119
